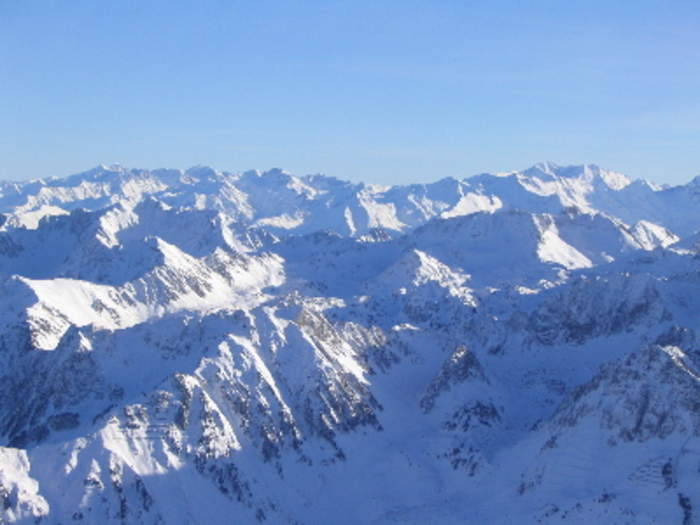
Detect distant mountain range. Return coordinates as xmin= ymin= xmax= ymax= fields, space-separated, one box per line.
xmin=1 ymin=162 xmax=700 ymax=524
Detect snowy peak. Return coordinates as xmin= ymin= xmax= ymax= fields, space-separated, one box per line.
xmin=0 ymin=161 xmax=674 ymax=239
xmin=525 ymin=162 xmax=632 ymax=189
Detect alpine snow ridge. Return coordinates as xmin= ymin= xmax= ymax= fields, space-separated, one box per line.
xmin=1 ymin=162 xmax=700 ymax=524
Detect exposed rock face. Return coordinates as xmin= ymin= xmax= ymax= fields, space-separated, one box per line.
xmin=1 ymin=162 xmax=700 ymax=523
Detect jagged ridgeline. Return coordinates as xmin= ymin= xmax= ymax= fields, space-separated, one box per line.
xmin=1 ymin=162 xmax=700 ymax=523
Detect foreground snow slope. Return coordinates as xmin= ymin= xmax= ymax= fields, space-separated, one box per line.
xmin=1 ymin=162 xmax=700 ymax=524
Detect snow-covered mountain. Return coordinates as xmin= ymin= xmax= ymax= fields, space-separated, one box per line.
xmin=1 ymin=162 xmax=700 ymax=524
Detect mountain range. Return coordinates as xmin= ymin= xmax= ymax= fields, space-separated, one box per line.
xmin=1 ymin=162 xmax=700 ymax=524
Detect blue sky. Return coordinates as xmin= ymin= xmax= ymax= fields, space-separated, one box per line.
xmin=1 ymin=1 xmax=699 ymax=184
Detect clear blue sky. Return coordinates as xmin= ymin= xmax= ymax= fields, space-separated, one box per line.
xmin=1 ymin=1 xmax=699 ymax=184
